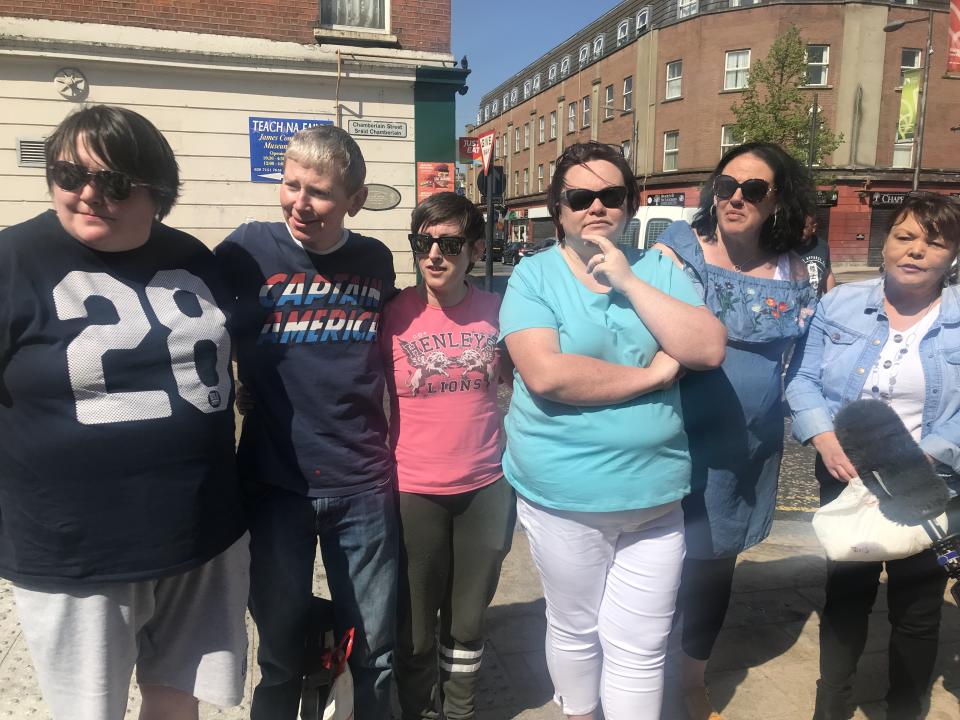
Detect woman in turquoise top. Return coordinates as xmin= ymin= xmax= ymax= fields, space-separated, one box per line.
xmin=654 ymin=142 xmax=816 ymax=720
xmin=499 ymin=142 xmax=726 ymax=720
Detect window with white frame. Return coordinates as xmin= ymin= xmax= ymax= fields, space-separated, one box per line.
xmin=550 ymin=111 xmax=558 ymax=139
xmin=618 ymin=21 xmax=630 ymax=46
xmin=677 ymin=0 xmax=698 ymax=19
xmin=511 ymin=87 xmax=518 ymax=104
xmin=605 ymin=85 xmax=615 ymax=119
xmin=533 ymin=74 xmax=541 ymax=92
xmin=561 ymin=56 xmax=571 ymax=76
xmin=492 ymin=99 xmax=499 ymax=114
xmin=523 ymin=168 xmax=529 ymax=194
xmin=806 ymin=45 xmax=829 ymax=86
xmin=503 ymin=93 xmax=509 ymax=110
xmin=579 ymin=44 xmax=590 ymax=67
xmin=538 ymin=116 xmax=545 ymax=143
xmin=568 ymin=101 xmax=576 ymax=132
xmin=729 ymin=0 xmax=760 ymax=6
xmin=636 ymin=7 xmax=650 ymax=34
xmin=663 ymin=131 xmax=679 ymax=171
xmin=537 ymin=164 xmax=544 ymax=192
xmin=484 ymin=105 xmax=490 ymax=121
xmin=319 ymin=0 xmax=386 ymax=31
xmin=720 ymin=124 xmax=743 ymax=155
xmin=593 ymin=35 xmax=604 ymax=58
xmin=582 ymin=96 xmax=591 ymax=127
xmin=514 ymin=127 xmax=520 ymax=152
xmin=524 ymin=123 xmax=530 ymax=149
xmin=523 ymin=80 xmax=531 ymax=99
xmin=892 ymin=141 xmax=913 ymax=167
xmin=514 ymin=170 xmax=519 ymax=196
xmin=623 ymin=76 xmax=634 ymax=111
xmin=724 ymin=50 xmax=751 ymax=90
xmin=476 ymin=111 xmax=482 ymax=125
xmin=549 ymin=160 xmax=555 ymax=182
xmin=549 ymin=64 xmax=558 ymax=83
xmin=900 ymin=48 xmax=922 ymax=85
xmin=666 ymin=60 xmax=683 ymax=99
xmin=494 ymin=135 xmax=500 ymax=159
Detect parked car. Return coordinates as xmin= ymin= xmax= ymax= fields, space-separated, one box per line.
xmin=502 ymin=240 xmax=528 ymax=265
xmin=480 ymin=235 xmax=505 ymax=262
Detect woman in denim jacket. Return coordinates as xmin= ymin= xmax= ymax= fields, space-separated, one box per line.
xmin=785 ymin=192 xmax=960 ymax=720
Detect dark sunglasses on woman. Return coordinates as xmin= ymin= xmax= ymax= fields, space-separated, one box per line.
xmin=562 ymin=186 xmax=628 ymax=212
xmin=713 ymin=175 xmax=774 ymax=204
xmin=408 ymin=233 xmax=469 ymax=256
xmin=48 ymin=160 xmax=147 ymax=203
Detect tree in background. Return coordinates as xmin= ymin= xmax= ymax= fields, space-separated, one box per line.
xmin=730 ymin=25 xmax=842 ymax=166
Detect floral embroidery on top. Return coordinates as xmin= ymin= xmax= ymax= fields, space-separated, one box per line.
xmin=712 ymin=280 xmax=803 ymax=333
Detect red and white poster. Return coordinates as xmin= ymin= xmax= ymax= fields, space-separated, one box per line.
xmin=416 ymin=161 xmax=454 ymax=203
xmin=949 ymin=0 xmax=960 ymax=75
xmin=458 ymin=137 xmax=480 ymax=164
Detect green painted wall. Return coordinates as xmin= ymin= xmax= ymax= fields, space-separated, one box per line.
xmin=414 ymin=66 xmax=468 ymax=162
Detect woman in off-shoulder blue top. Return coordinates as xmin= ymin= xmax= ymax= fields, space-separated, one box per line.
xmin=654 ymin=142 xmax=816 ymax=720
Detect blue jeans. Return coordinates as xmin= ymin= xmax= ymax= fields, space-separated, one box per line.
xmin=248 ymin=480 xmax=398 ymax=720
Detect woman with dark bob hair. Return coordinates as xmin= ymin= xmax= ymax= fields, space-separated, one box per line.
xmin=499 ymin=142 xmax=726 ymax=719
xmin=654 ymin=142 xmax=816 ymax=719
xmin=0 ymin=105 xmax=248 ymax=719
xmin=382 ymin=192 xmax=515 ymax=720
xmin=787 ymin=192 xmax=960 ymax=719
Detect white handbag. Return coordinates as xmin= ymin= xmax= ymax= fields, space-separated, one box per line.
xmin=812 ymin=477 xmax=946 ymax=562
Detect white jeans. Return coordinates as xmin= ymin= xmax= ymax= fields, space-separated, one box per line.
xmin=517 ymin=497 xmax=685 ymax=719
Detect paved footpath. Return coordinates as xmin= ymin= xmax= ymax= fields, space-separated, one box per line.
xmin=0 ymin=517 xmax=957 ymax=719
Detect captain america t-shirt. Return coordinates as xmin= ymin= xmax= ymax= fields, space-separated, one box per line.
xmin=216 ymin=222 xmax=397 ymax=497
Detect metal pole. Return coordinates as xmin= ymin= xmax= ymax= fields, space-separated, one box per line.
xmin=485 ymin=171 xmax=494 ymax=292
xmin=807 ymin=92 xmax=819 ymax=170
xmin=912 ymin=10 xmax=934 ymax=191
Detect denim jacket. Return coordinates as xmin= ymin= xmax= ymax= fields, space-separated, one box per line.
xmin=784 ymin=278 xmax=960 ymax=472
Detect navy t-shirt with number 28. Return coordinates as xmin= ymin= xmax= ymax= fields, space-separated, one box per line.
xmin=0 ymin=210 xmax=245 ymax=585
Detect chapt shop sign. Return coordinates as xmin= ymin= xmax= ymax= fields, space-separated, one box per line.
xmin=249 ymin=117 xmax=333 ymax=182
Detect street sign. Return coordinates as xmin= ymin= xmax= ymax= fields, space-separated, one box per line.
xmin=646 ymin=192 xmax=685 ymax=207
xmin=348 ymin=119 xmax=407 ymax=138
xmin=477 ymin=166 xmax=504 ymax=197
xmin=478 ymin=130 xmax=496 ymax=174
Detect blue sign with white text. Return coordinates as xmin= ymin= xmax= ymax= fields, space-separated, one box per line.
xmin=248 ymin=117 xmax=333 ymax=183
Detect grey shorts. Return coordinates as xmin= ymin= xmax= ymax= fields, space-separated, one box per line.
xmin=12 ymin=533 xmax=250 ymax=720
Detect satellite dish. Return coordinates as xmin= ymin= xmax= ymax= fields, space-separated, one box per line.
xmin=363 ymin=184 xmax=402 ymax=211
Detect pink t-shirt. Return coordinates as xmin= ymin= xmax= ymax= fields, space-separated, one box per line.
xmin=381 ymin=284 xmax=505 ymax=495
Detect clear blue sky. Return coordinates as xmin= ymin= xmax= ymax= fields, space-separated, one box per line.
xmin=452 ymin=0 xmax=624 ymax=137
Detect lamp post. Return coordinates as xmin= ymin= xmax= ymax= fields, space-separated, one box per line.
xmin=884 ymin=10 xmax=934 ymax=191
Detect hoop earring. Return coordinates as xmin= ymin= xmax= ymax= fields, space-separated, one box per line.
xmin=710 ymin=204 xmax=717 ymax=221
xmin=772 ymin=209 xmax=779 ymax=229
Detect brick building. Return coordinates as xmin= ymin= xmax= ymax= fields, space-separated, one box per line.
xmin=466 ymin=0 xmax=960 ymax=266
xmin=0 ymin=0 xmax=465 ymax=284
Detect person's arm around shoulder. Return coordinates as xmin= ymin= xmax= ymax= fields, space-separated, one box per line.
xmin=588 ymin=236 xmax=725 ymax=370
xmin=501 ymin=256 xmax=680 ymax=407
xmin=784 ymin=291 xmax=856 ymax=481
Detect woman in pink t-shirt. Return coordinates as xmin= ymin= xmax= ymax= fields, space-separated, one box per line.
xmin=381 ymin=192 xmax=515 ymax=720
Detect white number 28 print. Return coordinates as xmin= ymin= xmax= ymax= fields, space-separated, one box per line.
xmin=52 ymin=270 xmax=231 ymax=425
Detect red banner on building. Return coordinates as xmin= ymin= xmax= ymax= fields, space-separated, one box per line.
xmin=949 ymin=0 xmax=960 ymax=75
xmin=458 ymin=137 xmax=480 ymax=164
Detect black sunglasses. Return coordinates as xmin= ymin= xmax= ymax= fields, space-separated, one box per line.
xmin=713 ymin=174 xmax=775 ymax=204
xmin=48 ymin=161 xmax=147 ymax=203
xmin=408 ymin=233 xmax=470 ymax=256
xmin=562 ymin=186 xmax=628 ymax=212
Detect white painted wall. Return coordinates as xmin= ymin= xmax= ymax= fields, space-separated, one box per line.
xmin=0 ymin=18 xmax=451 ymax=285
